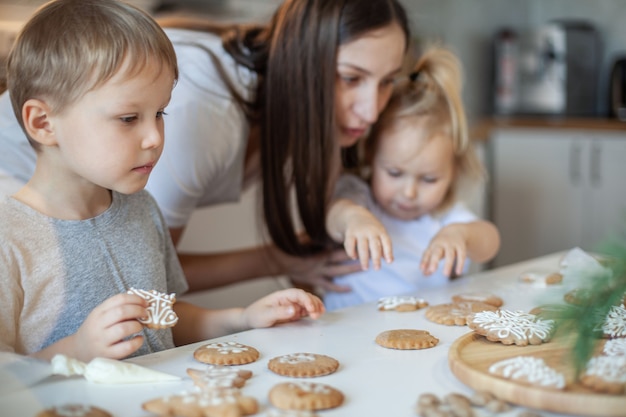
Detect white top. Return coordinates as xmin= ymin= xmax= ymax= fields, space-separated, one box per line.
xmin=325 ymin=174 xmax=478 ymax=311
xmin=0 ymin=28 xmax=257 ymax=228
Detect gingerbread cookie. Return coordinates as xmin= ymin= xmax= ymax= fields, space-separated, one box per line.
xmin=268 ymin=353 xmax=339 ymax=378
xmin=488 ymin=356 xmax=566 ymax=389
xmin=142 ymin=387 xmax=258 ymax=417
xmin=266 ymin=410 xmax=319 ymax=417
xmin=127 ymin=288 xmax=178 ymax=329
xmin=186 ymin=365 xmax=253 ymax=389
xmin=599 ymin=304 xmax=626 ymax=338
xmin=602 ymin=338 xmax=626 ymax=356
xmin=269 ymin=381 xmax=344 ymax=411
xmin=377 ymin=295 xmax=429 ymax=312
xmin=425 ymin=301 xmax=498 ymax=326
xmin=194 ymin=341 xmax=260 ymax=366
xmin=451 ymin=292 xmax=503 ymax=307
xmin=36 ymin=405 xmax=112 ymax=417
xmin=518 ymin=271 xmax=563 ymax=287
xmin=580 ymin=355 xmax=626 ymax=394
xmin=563 ymin=288 xmax=592 ymax=305
xmin=375 ymin=329 xmax=439 ymax=350
xmin=467 ymin=309 xmax=554 ymax=346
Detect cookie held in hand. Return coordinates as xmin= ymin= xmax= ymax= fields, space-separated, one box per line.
xmin=127 ymin=288 xmax=178 ymax=329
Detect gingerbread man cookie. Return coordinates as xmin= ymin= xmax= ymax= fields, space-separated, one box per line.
xmin=142 ymin=387 xmax=258 ymax=417
xmin=186 ymin=365 xmax=253 ymax=389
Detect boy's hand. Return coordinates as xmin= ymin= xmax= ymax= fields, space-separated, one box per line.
xmin=242 ymin=288 xmax=325 ymax=329
xmin=420 ymin=224 xmax=467 ymax=277
xmin=343 ymin=206 xmax=393 ymax=271
xmin=71 ymin=293 xmax=148 ymax=362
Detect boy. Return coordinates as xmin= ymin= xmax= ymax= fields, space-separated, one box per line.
xmin=0 ymin=0 xmax=323 ymax=362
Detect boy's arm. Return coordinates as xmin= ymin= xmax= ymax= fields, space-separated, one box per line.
xmin=326 ymin=198 xmax=393 ymax=270
xmin=421 ymin=220 xmax=501 ymax=277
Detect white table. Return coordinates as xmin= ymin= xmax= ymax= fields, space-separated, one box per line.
xmin=0 ymin=252 xmax=598 ymax=417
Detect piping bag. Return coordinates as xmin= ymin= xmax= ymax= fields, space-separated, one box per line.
xmin=51 ymin=354 xmax=180 ymax=384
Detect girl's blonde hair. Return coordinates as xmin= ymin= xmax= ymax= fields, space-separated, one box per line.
xmin=367 ymin=44 xmax=485 ymax=214
xmin=7 ymin=0 xmax=179 ymax=149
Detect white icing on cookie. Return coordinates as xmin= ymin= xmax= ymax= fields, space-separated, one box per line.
xmin=488 ymin=356 xmax=565 ymax=389
xmin=601 ymin=304 xmax=626 ymax=338
xmin=470 ymin=310 xmax=554 ymax=343
xmin=287 ymin=381 xmax=331 ymax=394
xmin=128 ymin=288 xmax=178 ymax=328
xmin=584 ymin=355 xmax=626 ymax=383
xmin=196 ymin=365 xmax=244 ymax=387
xmin=278 ymin=353 xmax=316 ymax=364
xmin=266 ymin=409 xmax=318 ymax=417
xmin=377 ymin=296 xmax=427 ymax=310
xmin=52 ymin=405 xmax=99 ymax=417
xmin=204 ymin=341 xmax=249 ymax=354
xmin=603 ymin=338 xmax=626 ymax=356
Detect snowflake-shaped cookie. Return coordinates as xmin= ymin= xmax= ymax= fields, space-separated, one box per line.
xmin=600 ymin=304 xmax=626 ymax=338
xmin=488 ymin=356 xmax=565 ymax=389
xmin=377 ymin=295 xmax=429 ymax=312
xmin=467 ymin=309 xmax=554 ymax=346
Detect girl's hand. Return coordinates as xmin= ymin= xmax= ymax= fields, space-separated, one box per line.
xmin=70 ymin=293 xmax=148 ymax=362
xmin=343 ymin=206 xmax=393 ymax=271
xmin=242 ymin=288 xmax=325 ymax=329
xmin=420 ymin=224 xmax=468 ymax=277
xmin=288 ymin=249 xmax=361 ymax=293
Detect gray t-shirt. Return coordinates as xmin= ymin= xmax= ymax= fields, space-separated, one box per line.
xmin=0 ymin=190 xmax=188 ymax=357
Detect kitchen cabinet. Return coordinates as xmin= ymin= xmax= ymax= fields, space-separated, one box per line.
xmin=488 ymin=127 xmax=626 ymax=267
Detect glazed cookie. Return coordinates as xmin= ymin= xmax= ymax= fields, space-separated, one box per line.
xmin=602 ymin=338 xmax=626 ymax=356
xmin=580 ymin=355 xmax=626 ymax=394
xmin=142 ymin=387 xmax=258 ymax=417
xmin=127 ymin=288 xmax=178 ymax=329
xmin=36 ymin=404 xmax=112 ymax=417
xmin=375 ymin=329 xmax=439 ymax=350
xmin=377 ymin=295 xmax=429 ymax=312
xmin=425 ymin=301 xmax=499 ymax=326
xmin=269 ymin=381 xmax=344 ymax=411
xmin=194 ymin=341 xmax=260 ymax=366
xmin=268 ymin=353 xmax=339 ymax=378
xmin=451 ymin=292 xmax=504 ymax=307
xmin=488 ymin=356 xmax=566 ymax=389
xmin=599 ymin=304 xmax=626 ymax=338
xmin=467 ymin=309 xmax=554 ymax=346
xmin=186 ymin=365 xmax=253 ymax=389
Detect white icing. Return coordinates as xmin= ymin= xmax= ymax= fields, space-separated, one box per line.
xmin=128 ymin=288 xmax=178 ymax=327
xmin=204 ymin=341 xmax=249 ymax=354
xmin=266 ymin=409 xmax=318 ymax=417
xmin=584 ymin=355 xmax=626 ymax=383
xmin=470 ymin=310 xmax=554 ymax=342
xmin=603 ymin=338 xmax=626 ymax=356
xmin=51 ymin=354 xmax=180 ymax=384
xmin=488 ymin=356 xmax=565 ymax=389
xmin=377 ymin=296 xmax=427 ymax=309
xmin=195 ymin=365 xmax=244 ymax=387
xmin=52 ymin=405 xmax=97 ymax=417
xmin=278 ymin=353 xmax=317 ymax=364
xmin=287 ymin=381 xmax=331 ymax=394
xmin=601 ymin=304 xmax=626 ymax=338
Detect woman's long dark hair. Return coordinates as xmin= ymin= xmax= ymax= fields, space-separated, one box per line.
xmin=161 ymin=0 xmax=410 ymax=256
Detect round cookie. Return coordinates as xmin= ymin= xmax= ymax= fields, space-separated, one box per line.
xmin=269 ymin=381 xmax=344 ymax=411
xmin=36 ymin=404 xmax=112 ymax=417
xmin=127 ymin=288 xmax=178 ymax=329
xmin=193 ymin=341 xmax=260 ymax=365
xmin=268 ymin=353 xmax=339 ymax=378
xmin=375 ymin=329 xmax=439 ymax=350
xmin=451 ymin=292 xmax=503 ymax=307
xmin=377 ymin=295 xmax=429 ymax=312
xmin=425 ymin=301 xmax=498 ymax=326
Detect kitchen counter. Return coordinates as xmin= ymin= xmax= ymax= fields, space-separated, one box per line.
xmin=0 ymin=252 xmax=621 ymax=417
xmin=471 ymin=117 xmax=626 ymax=141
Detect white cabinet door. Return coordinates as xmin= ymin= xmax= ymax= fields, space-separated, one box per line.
xmin=584 ymin=132 xmax=626 ymax=250
xmin=490 ymin=129 xmax=585 ymax=267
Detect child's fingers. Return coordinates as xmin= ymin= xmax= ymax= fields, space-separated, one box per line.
xmin=356 ymin=237 xmax=371 ymax=270
xmin=369 ymin=238 xmax=383 ymax=270
xmin=343 ymin=236 xmax=358 ymax=260
xmin=442 ymin=247 xmax=457 ymax=277
xmin=106 ymin=335 xmax=144 ymax=360
xmin=381 ymin=234 xmax=393 ymax=264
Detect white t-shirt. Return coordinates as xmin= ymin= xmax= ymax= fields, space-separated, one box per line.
xmin=0 ymin=28 xmax=257 ymax=229
xmin=324 ymin=174 xmax=478 ymax=311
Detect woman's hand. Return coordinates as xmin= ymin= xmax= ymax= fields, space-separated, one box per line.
xmin=242 ymin=288 xmax=325 ymax=329
xmin=288 ymin=249 xmax=361 ymax=293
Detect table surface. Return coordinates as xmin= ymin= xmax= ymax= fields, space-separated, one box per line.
xmin=0 ymin=251 xmax=616 ymax=417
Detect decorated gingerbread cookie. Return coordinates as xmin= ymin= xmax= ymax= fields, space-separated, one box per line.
xmin=425 ymin=301 xmax=499 ymax=326
xmin=488 ymin=356 xmax=566 ymax=389
xmin=377 ymin=295 xmax=429 ymax=312
xmin=36 ymin=405 xmax=112 ymax=417
xmin=269 ymin=381 xmax=344 ymax=411
xmin=186 ymin=365 xmax=253 ymax=389
xmin=193 ymin=341 xmax=260 ymax=366
xmin=599 ymin=304 xmax=626 ymax=338
xmin=268 ymin=353 xmax=339 ymax=378
xmin=375 ymin=329 xmax=439 ymax=350
xmin=467 ymin=309 xmax=554 ymax=346
xmin=580 ymin=355 xmax=626 ymax=394
xmin=142 ymin=387 xmax=258 ymax=417
xmin=127 ymin=288 xmax=178 ymax=329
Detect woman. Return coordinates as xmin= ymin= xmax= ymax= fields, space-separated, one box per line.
xmin=0 ymin=0 xmax=411 ymax=293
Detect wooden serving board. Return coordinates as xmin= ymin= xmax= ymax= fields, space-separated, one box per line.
xmin=448 ymin=332 xmax=626 ymax=417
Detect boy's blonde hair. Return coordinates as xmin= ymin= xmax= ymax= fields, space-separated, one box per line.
xmin=367 ymin=44 xmax=484 ymax=214
xmin=7 ymin=0 xmax=179 ymax=148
